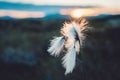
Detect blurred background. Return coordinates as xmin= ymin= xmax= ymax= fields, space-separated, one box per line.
xmin=0 ymin=0 xmax=120 ymax=80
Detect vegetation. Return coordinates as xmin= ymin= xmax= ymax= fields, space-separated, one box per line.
xmin=0 ymin=16 xmax=120 ymax=80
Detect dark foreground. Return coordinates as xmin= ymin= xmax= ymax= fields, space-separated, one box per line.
xmin=0 ymin=16 xmax=120 ymax=80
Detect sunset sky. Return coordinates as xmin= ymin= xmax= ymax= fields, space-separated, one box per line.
xmin=0 ymin=0 xmax=120 ymax=7
xmin=0 ymin=0 xmax=120 ymax=18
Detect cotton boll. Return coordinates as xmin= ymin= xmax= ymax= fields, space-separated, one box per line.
xmin=47 ymin=36 xmax=65 ymax=57
xmin=47 ymin=18 xmax=87 ymax=75
xmin=62 ymin=45 xmax=76 ymax=75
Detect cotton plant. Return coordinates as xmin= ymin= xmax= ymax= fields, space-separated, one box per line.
xmin=47 ymin=18 xmax=87 ymax=75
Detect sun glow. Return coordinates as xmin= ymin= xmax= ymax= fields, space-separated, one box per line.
xmin=70 ymin=9 xmax=96 ymax=18
xmin=71 ymin=9 xmax=84 ymax=18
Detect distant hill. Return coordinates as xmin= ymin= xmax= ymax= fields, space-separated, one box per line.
xmin=0 ymin=14 xmax=120 ymax=20
xmin=0 ymin=16 xmax=18 ymax=20
xmin=0 ymin=14 xmax=69 ymax=20
xmin=86 ymin=14 xmax=120 ymax=20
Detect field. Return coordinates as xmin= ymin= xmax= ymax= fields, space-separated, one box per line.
xmin=0 ymin=15 xmax=120 ymax=80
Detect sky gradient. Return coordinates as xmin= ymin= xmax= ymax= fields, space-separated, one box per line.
xmin=0 ymin=0 xmax=119 ymax=18
xmin=0 ymin=0 xmax=120 ymax=7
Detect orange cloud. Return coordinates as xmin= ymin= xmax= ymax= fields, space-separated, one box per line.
xmin=0 ymin=10 xmax=46 ymax=18
xmin=59 ymin=7 xmax=120 ymax=17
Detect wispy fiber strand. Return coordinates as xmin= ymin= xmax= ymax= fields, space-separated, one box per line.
xmin=47 ymin=18 xmax=87 ymax=75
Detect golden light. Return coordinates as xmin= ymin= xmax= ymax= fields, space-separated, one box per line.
xmin=70 ymin=9 xmax=96 ymax=18
xmin=70 ymin=9 xmax=84 ymax=18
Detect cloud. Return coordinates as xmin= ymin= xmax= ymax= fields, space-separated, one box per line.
xmin=0 ymin=7 xmax=119 ymax=19
xmin=0 ymin=10 xmax=45 ymax=18
xmin=0 ymin=0 xmax=120 ymax=7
